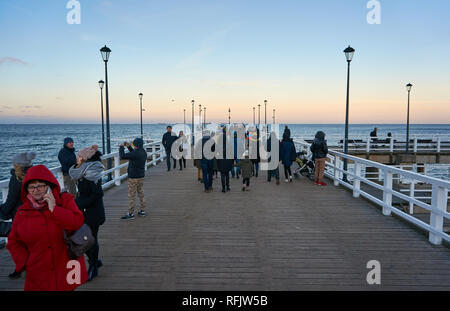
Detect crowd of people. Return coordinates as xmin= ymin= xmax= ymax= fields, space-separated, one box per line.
xmin=0 ymin=126 xmax=329 ymax=291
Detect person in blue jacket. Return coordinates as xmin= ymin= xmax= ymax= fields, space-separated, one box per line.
xmin=280 ymin=132 xmax=296 ymax=182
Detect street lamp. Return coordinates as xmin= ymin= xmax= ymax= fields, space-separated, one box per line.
xmin=253 ymin=107 xmax=255 ymax=124
xmin=203 ymin=107 xmax=206 ymax=128
xmin=258 ymin=103 xmax=261 ymax=125
xmin=98 ymin=80 xmax=105 ymax=155
xmin=264 ymin=99 xmax=268 ymax=134
xmin=139 ymin=93 xmax=143 ymax=139
xmin=191 ymin=100 xmax=195 ymax=145
xmin=343 ymin=45 xmax=355 ymax=183
xmin=228 ymin=108 xmax=231 ymax=124
xmin=199 ymin=104 xmax=202 ymax=130
xmin=273 ymin=109 xmax=275 ymax=124
xmin=100 ymin=45 xmax=112 ymax=181
xmin=406 ymin=83 xmax=413 ymax=153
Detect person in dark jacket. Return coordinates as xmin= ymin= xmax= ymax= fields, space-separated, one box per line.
xmin=162 ymin=126 xmax=178 ymax=171
xmin=201 ymin=131 xmax=215 ymax=192
xmin=235 ymin=151 xmax=254 ymax=191
xmin=69 ymin=145 xmax=105 ymax=281
xmin=58 ymin=137 xmax=77 ymax=197
xmin=1 ymin=152 xmax=36 ymax=280
xmin=178 ymin=130 xmax=187 ymax=170
xmin=310 ymin=131 xmax=328 ymax=186
xmin=251 ymin=128 xmax=261 ymax=177
xmin=119 ymin=138 xmax=148 ymax=219
xmin=231 ymin=131 xmax=241 ymax=178
xmin=280 ymin=133 xmax=296 ymax=182
xmin=217 ymin=128 xmax=234 ymax=192
xmin=266 ymin=132 xmax=280 ymax=185
xmin=283 ymin=126 xmax=291 ymax=139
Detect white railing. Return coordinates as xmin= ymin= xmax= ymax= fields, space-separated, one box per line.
xmin=294 ymin=140 xmax=450 ymax=246
xmin=0 ymin=141 xmax=165 ymax=202
xmin=332 ymin=136 xmax=450 ymax=153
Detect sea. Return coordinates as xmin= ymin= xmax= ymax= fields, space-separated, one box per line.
xmin=1 ymin=123 xmax=449 ymax=181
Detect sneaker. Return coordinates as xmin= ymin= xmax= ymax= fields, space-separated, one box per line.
xmin=285 ymin=179 xmax=289 ymax=183
xmin=242 ymin=186 xmax=246 ymax=191
xmin=121 ymin=213 xmax=135 ymax=220
xmin=8 ymin=270 xmax=22 ymax=280
xmin=289 ymin=176 xmax=293 ymax=182
xmin=226 ymin=187 xmax=231 ymax=192
xmin=138 ymin=211 xmax=147 ymax=217
xmin=319 ymin=181 xmax=327 ymax=186
xmin=313 ymin=180 xmax=318 ymax=185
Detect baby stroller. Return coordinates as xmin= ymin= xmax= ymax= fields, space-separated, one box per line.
xmin=293 ymin=151 xmax=315 ymax=181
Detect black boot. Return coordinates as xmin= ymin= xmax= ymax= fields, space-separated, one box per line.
xmin=88 ymin=263 xmax=99 ymax=281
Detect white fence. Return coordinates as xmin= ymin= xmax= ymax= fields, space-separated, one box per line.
xmin=1 ymin=141 xmax=166 ymax=203
xmin=294 ymin=140 xmax=450 ymax=246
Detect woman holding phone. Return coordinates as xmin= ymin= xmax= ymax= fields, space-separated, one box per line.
xmin=7 ymin=165 xmax=88 ymax=291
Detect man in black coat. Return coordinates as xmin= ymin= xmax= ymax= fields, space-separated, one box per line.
xmin=162 ymin=126 xmax=178 ymax=171
xmin=58 ymin=137 xmax=77 ymax=196
xmin=216 ymin=128 xmax=234 ymax=192
xmin=119 ymin=137 xmax=148 ymax=220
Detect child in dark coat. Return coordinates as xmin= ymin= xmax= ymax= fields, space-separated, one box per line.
xmin=235 ymin=151 xmax=254 ymax=191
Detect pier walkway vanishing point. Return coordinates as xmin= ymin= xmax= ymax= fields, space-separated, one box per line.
xmin=1 ymin=141 xmax=450 ymax=290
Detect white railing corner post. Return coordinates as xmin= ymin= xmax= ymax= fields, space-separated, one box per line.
xmin=429 ymin=185 xmax=447 ymax=245
xmin=413 ymin=138 xmax=418 ymax=153
xmin=366 ymin=136 xmax=371 ymax=153
xmin=409 ymin=182 xmax=415 ymax=214
xmin=334 ymin=156 xmax=340 ymax=186
xmin=114 ymin=153 xmax=121 ymax=186
xmin=57 ymin=170 xmax=65 ymax=192
xmin=390 ymin=137 xmax=394 ymax=153
xmin=353 ymin=162 xmax=362 ymax=198
xmin=437 ymin=137 xmax=441 ymax=153
xmin=382 ymin=170 xmax=393 ymax=216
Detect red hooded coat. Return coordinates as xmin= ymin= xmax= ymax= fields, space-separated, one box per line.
xmin=7 ymin=165 xmax=88 ymax=291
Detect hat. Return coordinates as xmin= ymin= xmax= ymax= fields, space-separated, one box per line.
xmin=64 ymin=137 xmax=74 ymax=145
xmin=77 ymin=146 xmax=98 ymax=161
xmin=243 ymin=150 xmax=249 ymax=158
xmin=133 ymin=138 xmax=144 ymax=149
xmin=12 ymin=152 xmax=36 ymax=167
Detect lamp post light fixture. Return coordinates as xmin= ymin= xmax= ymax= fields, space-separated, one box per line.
xmin=100 ymin=45 xmax=112 ymax=181
xmin=342 ymin=45 xmax=355 ymax=183
xmin=253 ymin=107 xmax=255 ymax=124
xmin=406 ymin=83 xmax=413 ymax=153
xmin=98 ymin=80 xmax=105 ymax=155
xmin=138 ymin=93 xmax=144 ymax=139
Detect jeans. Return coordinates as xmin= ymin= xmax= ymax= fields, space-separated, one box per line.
xmin=283 ymin=165 xmax=292 ymax=179
xmin=201 ymin=159 xmax=214 ymax=190
xmin=253 ymin=162 xmax=259 ymax=177
xmin=243 ymin=177 xmax=250 ymax=187
xmin=179 ymin=157 xmax=186 ymax=169
xmin=86 ymin=224 xmax=100 ymax=267
xmin=220 ymin=172 xmax=230 ymax=190
xmin=166 ymin=151 xmax=177 ymax=170
xmin=268 ymin=167 xmax=280 ymax=181
xmin=231 ymin=160 xmax=241 ymax=177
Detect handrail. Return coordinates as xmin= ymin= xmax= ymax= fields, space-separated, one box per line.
xmin=294 ymin=139 xmax=450 ymax=245
xmin=1 ymin=141 xmax=165 ymax=203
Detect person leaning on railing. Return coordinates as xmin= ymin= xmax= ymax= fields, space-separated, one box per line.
xmin=58 ymin=137 xmax=77 ymax=197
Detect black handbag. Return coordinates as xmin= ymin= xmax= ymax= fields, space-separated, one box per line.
xmin=0 ymin=220 xmax=12 ymax=237
xmin=63 ymin=223 xmax=95 ymax=259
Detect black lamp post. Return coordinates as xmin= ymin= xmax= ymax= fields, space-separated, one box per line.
xmin=191 ymin=100 xmax=195 ymax=145
xmin=139 ymin=93 xmax=143 ymax=139
xmin=253 ymin=107 xmax=255 ymax=124
xmin=228 ymin=108 xmax=231 ymax=124
xmin=343 ymin=45 xmax=355 ymax=183
xmin=203 ymin=107 xmax=206 ymax=128
xmin=100 ymin=45 xmax=112 ymax=181
xmin=258 ymin=103 xmax=261 ymax=125
xmin=199 ymin=104 xmax=202 ymax=130
xmin=98 ymin=80 xmax=105 ymax=155
xmin=406 ymin=83 xmax=413 ymax=153
xmin=273 ymin=109 xmax=275 ymax=124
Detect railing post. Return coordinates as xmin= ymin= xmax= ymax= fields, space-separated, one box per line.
xmin=57 ymin=170 xmax=65 ymax=192
xmin=353 ymin=162 xmax=361 ymax=198
xmin=413 ymin=138 xmax=418 ymax=153
xmin=429 ymin=185 xmax=447 ymax=245
xmin=409 ymin=182 xmax=415 ymax=214
xmin=334 ymin=156 xmax=340 ymax=186
xmin=366 ymin=136 xmax=371 ymax=153
xmin=114 ymin=154 xmax=121 ymax=186
xmin=437 ymin=137 xmax=441 ymax=153
xmin=390 ymin=137 xmax=394 ymax=153
xmin=382 ymin=169 xmax=393 ymax=216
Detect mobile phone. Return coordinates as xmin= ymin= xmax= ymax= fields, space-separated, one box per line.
xmin=46 ymin=188 xmax=51 ymax=195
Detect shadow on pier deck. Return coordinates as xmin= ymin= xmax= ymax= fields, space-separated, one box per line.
xmin=1 ymin=161 xmax=450 ymax=291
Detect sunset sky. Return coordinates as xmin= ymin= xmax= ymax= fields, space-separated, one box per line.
xmin=0 ymin=0 xmax=449 ymax=124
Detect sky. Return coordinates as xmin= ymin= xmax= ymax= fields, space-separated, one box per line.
xmin=0 ymin=0 xmax=449 ymax=124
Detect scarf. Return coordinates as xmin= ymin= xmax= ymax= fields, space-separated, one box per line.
xmin=27 ymin=193 xmax=47 ymax=210
xmin=69 ymin=161 xmax=105 ymax=182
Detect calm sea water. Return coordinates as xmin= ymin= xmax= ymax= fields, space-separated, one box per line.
xmin=1 ymin=123 xmax=449 ymax=181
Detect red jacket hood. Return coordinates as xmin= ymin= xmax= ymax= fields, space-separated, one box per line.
xmin=21 ymin=165 xmax=62 ymax=204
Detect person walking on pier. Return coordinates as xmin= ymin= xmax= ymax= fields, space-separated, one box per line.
xmin=231 ymin=131 xmax=241 ymax=179
xmin=58 ymin=137 xmax=77 ymax=197
xmin=235 ymin=150 xmax=254 ymax=191
xmin=178 ymin=130 xmax=187 ymax=170
xmin=310 ymin=131 xmax=328 ymax=186
xmin=7 ymin=165 xmax=88 ymax=291
xmin=201 ymin=131 xmax=215 ymax=192
xmin=280 ymin=133 xmax=296 ymax=182
xmin=69 ymin=145 xmax=105 ymax=281
xmin=0 ymin=152 xmax=36 ymax=280
xmin=162 ymin=126 xmax=178 ymax=171
xmin=217 ymin=128 xmax=233 ymax=192
xmin=119 ymin=138 xmax=147 ymax=219
xmin=266 ymin=132 xmax=280 ymax=185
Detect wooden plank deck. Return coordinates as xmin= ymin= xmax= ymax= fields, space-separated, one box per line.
xmin=1 ymin=160 xmax=450 ymax=291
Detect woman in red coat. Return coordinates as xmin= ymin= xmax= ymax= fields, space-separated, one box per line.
xmin=7 ymin=165 xmax=88 ymax=291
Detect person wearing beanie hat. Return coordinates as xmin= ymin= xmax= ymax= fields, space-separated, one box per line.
xmin=234 ymin=149 xmax=254 ymax=191
xmin=1 ymin=151 xmax=36 ymax=279
xmin=119 ymin=138 xmax=148 ymax=220
xmin=58 ymin=137 xmax=77 ymax=196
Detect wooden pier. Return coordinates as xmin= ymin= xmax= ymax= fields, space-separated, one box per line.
xmin=1 ymin=160 xmax=450 ymax=291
